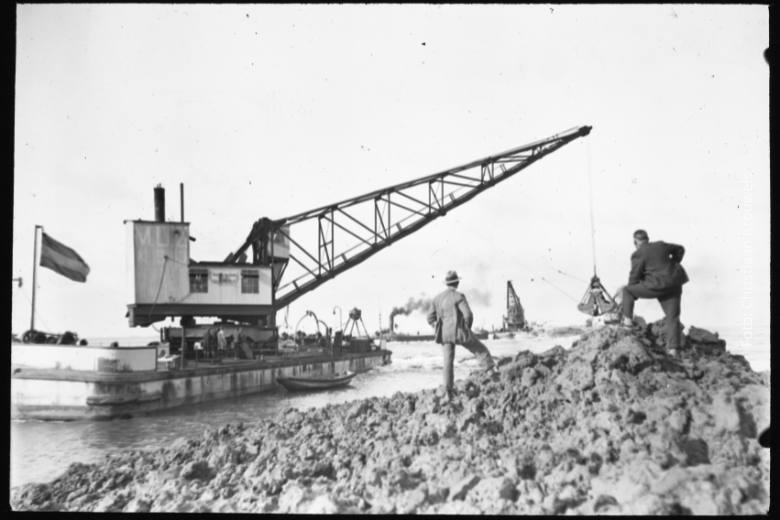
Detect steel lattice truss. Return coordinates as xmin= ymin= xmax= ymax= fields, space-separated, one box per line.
xmin=505 ymin=280 xmax=525 ymax=328
xmin=228 ymin=125 xmax=592 ymax=309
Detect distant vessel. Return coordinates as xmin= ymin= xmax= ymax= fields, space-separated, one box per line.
xmin=386 ymin=332 xmax=436 ymax=343
xmin=385 ymin=330 xmax=489 ymax=343
xmin=492 ymin=281 xmax=528 ymax=339
xmin=384 ymin=304 xmax=489 ymax=343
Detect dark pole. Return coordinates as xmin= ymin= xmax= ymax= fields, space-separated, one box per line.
xmin=154 ymin=184 xmax=165 ymax=222
xmin=180 ymin=182 xmax=184 ymax=222
xmin=30 ymin=225 xmax=42 ymax=331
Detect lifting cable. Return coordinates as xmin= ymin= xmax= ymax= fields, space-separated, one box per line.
xmin=576 ymin=138 xmax=618 ymax=317
xmin=538 ymin=276 xmax=579 ymax=303
xmin=553 ymin=268 xmax=587 ymax=284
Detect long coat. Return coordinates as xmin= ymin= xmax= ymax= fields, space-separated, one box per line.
xmin=629 ymin=240 xmax=689 ymax=290
xmin=427 ymin=287 xmax=474 ymax=345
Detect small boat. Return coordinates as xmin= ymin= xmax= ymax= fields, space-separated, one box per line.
xmin=277 ymin=371 xmax=356 ymax=392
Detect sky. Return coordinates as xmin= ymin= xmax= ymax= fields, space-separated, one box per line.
xmin=12 ymin=4 xmax=769 ymax=351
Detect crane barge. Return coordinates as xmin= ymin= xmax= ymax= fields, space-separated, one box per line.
xmin=13 ymin=125 xmax=591 ymax=420
xmin=127 ymin=125 xmax=591 ymax=350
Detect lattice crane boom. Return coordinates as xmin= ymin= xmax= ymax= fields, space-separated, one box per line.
xmin=226 ymin=125 xmax=592 ymax=310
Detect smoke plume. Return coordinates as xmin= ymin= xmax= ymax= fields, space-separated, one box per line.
xmin=387 ymin=289 xmax=491 ymax=332
xmin=389 ymin=297 xmax=431 ymax=321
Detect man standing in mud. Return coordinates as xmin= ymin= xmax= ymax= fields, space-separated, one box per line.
xmin=620 ymin=229 xmax=689 ymax=355
xmin=427 ymin=270 xmax=496 ymax=399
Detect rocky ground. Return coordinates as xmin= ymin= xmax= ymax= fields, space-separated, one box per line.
xmin=11 ymin=320 xmax=770 ymax=514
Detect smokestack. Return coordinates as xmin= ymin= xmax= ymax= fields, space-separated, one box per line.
xmin=154 ymin=184 xmax=165 ymax=222
xmin=179 ymin=182 xmax=184 ymax=222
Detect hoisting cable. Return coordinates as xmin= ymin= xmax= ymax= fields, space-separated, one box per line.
xmin=538 ymin=276 xmax=579 ymax=303
xmin=576 ymin=138 xmax=618 ymax=317
xmin=553 ymin=268 xmax=587 ymax=283
xmin=512 ymin=255 xmax=588 ymax=285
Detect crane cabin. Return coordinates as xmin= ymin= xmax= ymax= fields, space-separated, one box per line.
xmin=125 ymin=185 xmax=289 ymax=354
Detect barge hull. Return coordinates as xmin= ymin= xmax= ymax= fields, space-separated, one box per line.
xmin=12 ymin=350 xmax=391 ymax=421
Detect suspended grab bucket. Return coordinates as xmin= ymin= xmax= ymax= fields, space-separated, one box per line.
xmin=577 ymin=275 xmax=617 ymax=316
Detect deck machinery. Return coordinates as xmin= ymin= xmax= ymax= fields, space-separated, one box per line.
xmin=124 ymin=126 xmax=592 ymax=355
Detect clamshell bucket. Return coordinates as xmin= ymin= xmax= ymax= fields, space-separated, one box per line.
xmin=577 ymin=275 xmax=617 ymax=316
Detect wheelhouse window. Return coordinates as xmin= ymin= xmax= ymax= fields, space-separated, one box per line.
xmin=189 ymin=269 xmax=209 ymax=293
xmin=241 ymin=270 xmax=259 ymax=294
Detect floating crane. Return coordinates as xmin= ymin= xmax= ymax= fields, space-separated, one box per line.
xmin=125 ymin=125 xmax=592 ymax=350
xmin=503 ymin=281 xmax=526 ymax=331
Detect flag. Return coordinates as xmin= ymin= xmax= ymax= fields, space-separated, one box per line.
xmin=39 ymin=232 xmax=90 ymax=282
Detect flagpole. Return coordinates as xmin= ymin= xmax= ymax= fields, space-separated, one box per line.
xmin=31 ymin=225 xmax=42 ymax=331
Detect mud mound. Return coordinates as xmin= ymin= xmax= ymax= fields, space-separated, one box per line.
xmin=11 ymin=322 xmax=770 ymax=513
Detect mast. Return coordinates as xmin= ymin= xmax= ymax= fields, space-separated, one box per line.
xmin=30 ymin=225 xmax=42 ymax=331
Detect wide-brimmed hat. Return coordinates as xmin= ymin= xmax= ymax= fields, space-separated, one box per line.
xmin=444 ymin=270 xmax=461 ymax=285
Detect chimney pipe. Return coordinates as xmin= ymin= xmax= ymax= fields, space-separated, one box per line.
xmin=179 ymin=182 xmax=184 ymax=222
xmin=154 ymin=184 xmax=165 ymax=222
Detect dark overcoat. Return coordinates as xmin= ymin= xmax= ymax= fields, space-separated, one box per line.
xmin=629 ymin=240 xmax=689 ymax=290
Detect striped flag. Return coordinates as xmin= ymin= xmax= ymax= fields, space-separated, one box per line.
xmin=40 ymin=232 xmax=90 ymax=282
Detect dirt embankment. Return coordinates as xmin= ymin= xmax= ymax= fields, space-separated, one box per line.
xmin=11 ymin=321 xmax=770 ymax=514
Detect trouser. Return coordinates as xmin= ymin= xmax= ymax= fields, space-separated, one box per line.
xmin=441 ymin=337 xmax=495 ymax=391
xmin=622 ymin=284 xmax=683 ymax=349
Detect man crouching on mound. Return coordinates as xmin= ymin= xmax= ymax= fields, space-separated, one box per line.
xmin=427 ymin=270 xmax=497 ymax=400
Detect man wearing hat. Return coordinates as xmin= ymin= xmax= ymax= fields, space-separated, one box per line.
xmin=620 ymin=229 xmax=689 ymax=354
xmin=427 ymin=270 xmax=496 ymax=398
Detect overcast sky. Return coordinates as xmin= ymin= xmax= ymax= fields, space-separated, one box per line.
xmin=13 ymin=4 xmax=768 ymax=350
